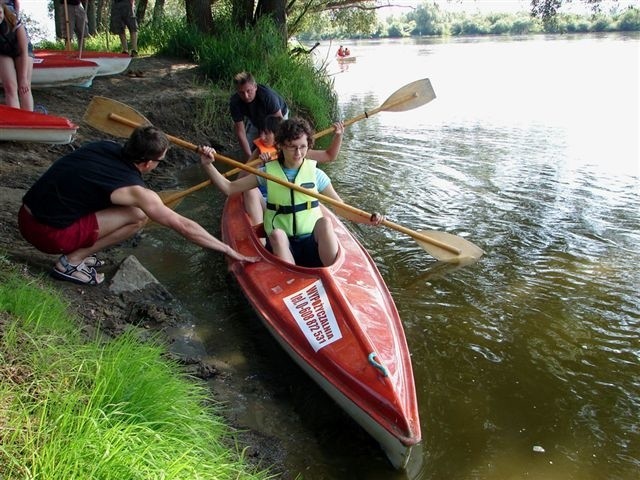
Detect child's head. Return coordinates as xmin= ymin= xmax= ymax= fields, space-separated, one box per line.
xmin=260 ymin=116 xmax=283 ymax=146
xmin=276 ymin=118 xmax=315 ymax=162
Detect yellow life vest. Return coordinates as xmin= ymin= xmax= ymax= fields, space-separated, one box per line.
xmin=264 ymin=160 xmax=322 ymax=237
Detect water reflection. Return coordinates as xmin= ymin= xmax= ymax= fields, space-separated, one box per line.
xmin=127 ymin=34 xmax=639 ymax=479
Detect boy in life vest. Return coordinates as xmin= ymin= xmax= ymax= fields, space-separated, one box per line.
xmin=242 ymin=116 xmax=346 ymax=226
xmin=200 ymin=117 xmax=383 ymax=268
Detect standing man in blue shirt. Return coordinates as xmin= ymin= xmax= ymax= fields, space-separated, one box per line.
xmin=229 ymin=71 xmax=288 ymax=160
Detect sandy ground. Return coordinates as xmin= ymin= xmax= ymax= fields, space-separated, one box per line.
xmin=0 ymin=55 xmax=288 ymax=477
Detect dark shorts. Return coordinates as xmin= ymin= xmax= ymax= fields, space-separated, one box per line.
xmin=18 ymin=205 xmax=99 ymax=255
xmin=110 ymin=1 xmax=138 ymax=34
xmin=267 ymin=234 xmax=322 ymax=268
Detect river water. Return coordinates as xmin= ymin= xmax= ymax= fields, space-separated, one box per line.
xmin=124 ymin=34 xmax=639 ymax=479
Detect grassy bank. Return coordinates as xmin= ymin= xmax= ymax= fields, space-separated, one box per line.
xmin=0 ymin=258 xmax=272 ymax=479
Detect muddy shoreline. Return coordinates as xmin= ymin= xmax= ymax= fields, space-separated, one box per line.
xmin=0 ymin=55 xmax=289 ymax=477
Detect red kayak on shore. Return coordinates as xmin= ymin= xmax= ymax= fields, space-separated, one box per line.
xmin=221 ymin=194 xmax=421 ymax=469
xmin=34 ymin=50 xmax=132 ymax=77
xmin=0 ymin=105 xmax=78 ymax=144
xmin=31 ymin=54 xmax=100 ymax=88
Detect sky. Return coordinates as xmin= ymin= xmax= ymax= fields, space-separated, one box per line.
xmin=20 ymin=1 xmax=55 ymax=41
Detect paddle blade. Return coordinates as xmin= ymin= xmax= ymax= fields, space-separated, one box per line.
xmin=381 ymin=78 xmax=436 ymax=113
xmin=415 ymin=230 xmax=484 ymax=263
xmin=83 ymin=96 xmax=151 ymax=138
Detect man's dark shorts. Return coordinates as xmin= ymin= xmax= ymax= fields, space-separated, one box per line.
xmin=110 ymin=1 xmax=138 ymax=35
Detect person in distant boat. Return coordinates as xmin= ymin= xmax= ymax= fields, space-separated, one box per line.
xmin=344 ymin=47 xmax=351 ymax=56
xmin=230 ymin=71 xmax=289 ymax=160
xmin=110 ymin=0 xmax=138 ymax=57
xmin=241 ymin=116 xmax=346 ymax=226
xmin=19 ymin=126 xmax=259 ymax=286
xmin=0 ymin=3 xmax=33 ymax=110
xmin=58 ymin=0 xmax=88 ymax=51
xmin=337 ymin=45 xmax=345 ymax=57
xmin=199 ymin=117 xmax=383 ymax=268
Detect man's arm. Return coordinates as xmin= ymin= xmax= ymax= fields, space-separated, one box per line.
xmin=112 ymin=185 xmax=258 ymax=262
xmin=234 ymin=120 xmax=253 ymax=159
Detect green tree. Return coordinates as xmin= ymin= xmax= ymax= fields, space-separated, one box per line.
xmin=406 ymin=2 xmax=444 ymax=35
xmin=617 ymin=6 xmax=640 ymax=30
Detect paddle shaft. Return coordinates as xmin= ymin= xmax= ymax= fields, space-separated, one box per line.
xmin=107 ymin=112 xmax=461 ymax=255
xmin=63 ymin=0 xmax=72 ymax=51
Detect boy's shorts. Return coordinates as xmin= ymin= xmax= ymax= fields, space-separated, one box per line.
xmin=18 ymin=205 xmax=99 ymax=254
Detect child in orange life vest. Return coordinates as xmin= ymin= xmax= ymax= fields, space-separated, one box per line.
xmin=242 ymin=117 xmax=346 ymax=226
xmin=200 ymin=117 xmax=383 ymax=268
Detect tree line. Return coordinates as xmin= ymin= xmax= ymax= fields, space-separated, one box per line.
xmin=44 ymin=1 xmax=639 ymax=45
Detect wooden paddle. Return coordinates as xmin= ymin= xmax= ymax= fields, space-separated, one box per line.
xmin=62 ymin=0 xmax=72 ymax=51
xmin=83 ymin=96 xmax=483 ymax=262
xmin=222 ymin=78 xmax=436 ymax=178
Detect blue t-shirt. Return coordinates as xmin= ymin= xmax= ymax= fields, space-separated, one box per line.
xmin=256 ymin=164 xmax=330 ymax=192
xmin=229 ymin=84 xmax=288 ymax=131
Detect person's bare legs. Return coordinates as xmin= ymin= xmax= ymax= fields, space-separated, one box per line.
xmin=243 ymin=188 xmax=266 ymax=226
xmin=129 ymin=30 xmax=138 ymax=53
xmin=0 ymin=56 xmax=20 ymax=108
xmin=62 ymin=206 xmax=147 ymax=265
xmin=314 ymin=217 xmax=339 ymax=266
xmin=118 ymin=32 xmax=128 ymax=52
xmin=15 ymin=55 xmax=33 ymax=111
xmin=268 ymin=229 xmax=295 ymax=265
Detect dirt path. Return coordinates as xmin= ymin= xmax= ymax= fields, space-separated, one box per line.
xmin=0 ymin=55 xmax=288 ymax=476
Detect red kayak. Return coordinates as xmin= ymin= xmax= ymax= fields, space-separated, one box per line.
xmin=221 ymin=194 xmax=421 ymax=469
xmin=0 ymin=105 xmax=78 ymax=144
xmin=31 ymin=54 xmax=99 ymax=88
xmin=34 ymin=50 xmax=132 ymax=77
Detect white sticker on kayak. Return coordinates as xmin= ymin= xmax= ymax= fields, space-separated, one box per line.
xmin=284 ymin=280 xmax=342 ymax=352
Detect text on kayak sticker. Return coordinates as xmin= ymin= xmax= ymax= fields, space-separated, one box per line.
xmin=284 ymin=280 xmax=342 ymax=352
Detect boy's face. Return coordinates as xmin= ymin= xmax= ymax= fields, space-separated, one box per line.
xmin=260 ymin=130 xmax=275 ymax=146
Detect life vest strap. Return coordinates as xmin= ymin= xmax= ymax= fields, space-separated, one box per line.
xmin=266 ymin=200 xmax=319 ymax=214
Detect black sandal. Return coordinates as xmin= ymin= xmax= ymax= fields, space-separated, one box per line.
xmin=52 ymin=255 xmax=104 ymax=286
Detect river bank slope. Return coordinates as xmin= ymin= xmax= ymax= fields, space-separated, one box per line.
xmin=0 ymin=54 xmax=289 ymax=476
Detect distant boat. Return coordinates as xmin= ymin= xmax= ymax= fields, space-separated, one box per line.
xmin=34 ymin=50 xmax=132 ymax=77
xmin=31 ymin=54 xmax=100 ymax=88
xmin=0 ymin=105 xmax=78 ymax=144
xmin=337 ymin=56 xmax=356 ymax=64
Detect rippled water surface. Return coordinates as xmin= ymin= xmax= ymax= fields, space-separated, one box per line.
xmin=128 ymin=34 xmax=639 ymax=479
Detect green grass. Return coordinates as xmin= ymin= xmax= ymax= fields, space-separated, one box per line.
xmin=0 ymin=258 xmax=272 ymax=479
